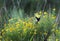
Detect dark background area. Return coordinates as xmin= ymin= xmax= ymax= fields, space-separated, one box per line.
xmin=0 ymin=0 xmax=60 ymax=28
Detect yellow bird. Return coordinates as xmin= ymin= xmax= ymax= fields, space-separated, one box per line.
xmin=35 ymin=13 xmax=41 ymax=22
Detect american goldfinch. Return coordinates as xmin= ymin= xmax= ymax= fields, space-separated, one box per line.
xmin=35 ymin=13 xmax=41 ymax=22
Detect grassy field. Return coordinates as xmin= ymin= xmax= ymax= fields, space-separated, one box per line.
xmin=0 ymin=8 xmax=60 ymax=41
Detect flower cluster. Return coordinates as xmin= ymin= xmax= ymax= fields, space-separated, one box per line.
xmin=1 ymin=10 xmax=58 ymax=41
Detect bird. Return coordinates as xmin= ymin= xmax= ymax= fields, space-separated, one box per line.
xmin=35 ymin=17 xmax=40 ymax=22
xmin=35 ymin=13 xmax=41 ymax=23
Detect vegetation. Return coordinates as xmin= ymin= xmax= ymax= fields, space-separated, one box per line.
xmin=0 ymin=10 xmax=59 ymax=41
xmin=0 ymin=0 xmax=60 ymax=41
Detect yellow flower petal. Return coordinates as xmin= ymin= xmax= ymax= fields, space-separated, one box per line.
xmin=44 ymin=12 xmax=48 ymax=15
xmin=6 ymin=29 xmax=9 ymax=32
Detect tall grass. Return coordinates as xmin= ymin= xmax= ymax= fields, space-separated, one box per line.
xmin=1 ymin=10 xmax=59 ymax=41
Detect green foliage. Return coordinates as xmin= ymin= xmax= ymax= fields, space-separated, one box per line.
xmin=10 ymin=8 xmax=24 ymax=19
xmin=1 ymin=11 xmax=58 ymax=41
xmin=0 ymin=0 xmax=4 ymax=8
xmin=0 ymin=0 xmax=60 ymax=41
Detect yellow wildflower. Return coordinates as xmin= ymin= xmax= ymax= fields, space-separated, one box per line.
xmin=23 ymin=28 xmax=27 ymax=33
xmin=39 ymin=11 xmax=42 ymax=15
xmin=43 ymin=15 xmax=46 ymax=18
xmin=6 ymin=29 xmax=9 ymax=32
xmin=9 ymin=28 xmax=13 ymax=32
xmin=18 ymin=19 xmax=22 ymax=22
xmin=52 ymin=16 xmax=56 ymax=19
xmin=39 ymin=11 xmax=42 ymax=13
xmin=55 ymin=30 xmax=59 ymax=33
xmin=56 ymin=38 xmax=59 ymax=41
xmin=44 ymin=12 xmax=48 ymax=15
xmin=44 ymin=32 xmax=47 ymax=35
xmin=16 ymin=23 xmax=20 ymax=27
xmin=16 ymin=22 xmax=20 ymax=24
xmin=2 ymin=29 xmax=4 ymax=32
xmin=23 ymin=22 xmax=26 ymax=25
xmin=26 ymin=23 xmax=29 ymax=27
xmin=25 ymin=22 xmax=32 ymax=28
xmin=28 ymin=22 xmax=33 ymax=28
xmin=52 ymin=14 xmax=54 ymax=16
